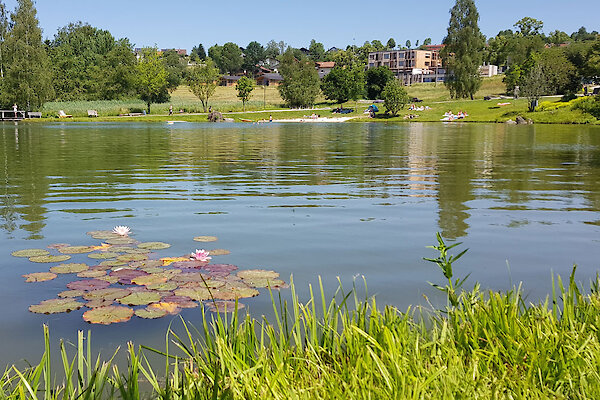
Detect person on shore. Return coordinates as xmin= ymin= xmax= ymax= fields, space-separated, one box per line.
xmin=209 ymin=106 xmax=212 ymax=113
xmin=12 ymin=104 xmax=17 ymax=115
xmin=269 ymin=115 xmax=273 ymax=122
xmin=169 ymin=105 xmax=173 ymax=116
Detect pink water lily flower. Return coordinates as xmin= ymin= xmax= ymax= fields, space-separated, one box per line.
xmin=112 ymin=226 xmax=131 ymax=236
xmin=191 ymin=249 xmax=211 ymax=262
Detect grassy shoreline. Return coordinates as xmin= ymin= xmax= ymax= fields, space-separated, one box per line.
xmin=4 ymin=251 xmax=600 ymax=397
xmin=25 ymin=77 xmax=598 ymax=125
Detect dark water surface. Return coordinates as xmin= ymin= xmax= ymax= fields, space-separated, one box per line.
xmin=1 ymin=121 xmax=600 ymax=364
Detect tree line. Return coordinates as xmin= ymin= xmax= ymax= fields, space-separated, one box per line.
xmin=0 ymin=0 xmax=598 ymax=114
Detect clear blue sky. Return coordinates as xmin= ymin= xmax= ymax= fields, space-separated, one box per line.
xmin=2 ymin=0 xmax=599 ymax=50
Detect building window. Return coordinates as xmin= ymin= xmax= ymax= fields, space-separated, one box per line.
xmin=369 ymin=63 xmax=374 ymax=67
xmin=384 ymin=54 xmax=390 ymax=59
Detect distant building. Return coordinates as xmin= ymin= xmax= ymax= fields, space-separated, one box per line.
xmin=221 ymin=75 xmax=244 ymax=86
xmin=161 ymin=49 xmax=188 ymax=56
xmin=256 ymin=73 xmax=283 ymax=86
xmin=368 ymin=48 xmax=444 ymax=85
xmin=479 ymin=64 xmax=498 ymax=77
xmin=316 ymin=61 xmax=335 ymax=76
xmin=327 ymin=47 xmax=341 ymax=53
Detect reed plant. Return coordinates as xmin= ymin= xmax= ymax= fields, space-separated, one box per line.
xmin=4 ymin=234 xmax=600 ymax=398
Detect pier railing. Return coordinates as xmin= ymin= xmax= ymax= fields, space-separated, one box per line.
xmin=0 ymin=110 xmax=28 ymax=121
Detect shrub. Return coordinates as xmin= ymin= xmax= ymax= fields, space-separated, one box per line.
xmin=573 ymin=96 xmax=600 ymax=119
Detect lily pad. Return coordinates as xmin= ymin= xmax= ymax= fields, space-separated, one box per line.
xmin=138 ymin=242 xmax=171 ymax=250
xmin=129 ymin=260 xmax=163 ymax=269
xmin=47 ymin=243 xmax=70 ymax=250
xmin=209 ymin=249 xmax=230 ymax=256
xmin=85 ymin=299 xmax=114 ymax=309
xmin=58 ymin=246 xmax=95 ymax=254
xmin=110 ymin=269 xmax=148 ymax=285
xmin=203 ymin=264 xmax=238 ymax=273
xmin=142 ymin=267 xmax=165 ymax=274
xmin=148 ymin=302 xmax=180 ymax=314
xmin=174 ymin=287 xmax=212 ymax=301
xmin=83 ymin=288 xmax=132 ymax=301
xmin=105 ymin=237 xmax=136 ymax=245
xmin=131 ymin=273 xmax=169 ymax=286
xmin=148 ymin=282 xmax=178 ymax=291
xmin=58 ymin=290 xmax=85 ymax=298
xmin=99 ymin=260 xmax=127 ymax=267
xmin=12 ymin=249 xmax=50 ymax=257
xmin=237 ymin=269 xmax=280 ymax=280
xmin=83 ymin=305 xmax=134 ymax=325
xmin=118 ymin=291 xmax=161 ymax=306
xmin=171 ymin=260 xmax=208 ymax=269
xmin=23 ymin=272 xmax=57 ymax=282
xmin=112 ymin=246 xmax=150 ymax=254
xmin=29 ymin=298 xmax=84 ymax=314
xmin=50 ymin=263 xmax=89 ymax=274
xmin=206 ymin=301 xmax=245 ymax=313
xmin=77 ymin=270 xmax=107 ymax=278
xmin=67 ymin=279 xmax=111 ymax=291
xmin=29 ymin=255 xmax=71 ymax=263
xmin=172 ymin=272 xmax=210 ymax=283
xmin=161 ymin=295 xmax=198 ymax=309
xmin=88 ymin=252 xmax=119 ymax=260
xmin=160 ymin=257 xmax=190 ymax=266
xmin=117 ymin=253 xmax=148 ymax=262
xmin=135 ymin=307 xmax=167 ymax=319
xmin=87 ymin=230 xmax=120 ymax=240
xmin=96 ymin=275 xmax=119 ymax=284
xmin=243 ymin=277 xmax=286 ymax=288
xmin=193 ymin=236 xmax=218 ymax=242
xmin=211 ymin=285 xmax=259 ymax=300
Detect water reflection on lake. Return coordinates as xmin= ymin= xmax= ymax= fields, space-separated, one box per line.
xmin=1 ymin=121 xmax=599 ymax=364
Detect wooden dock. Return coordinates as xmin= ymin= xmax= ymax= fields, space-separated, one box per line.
xmin=0 ymin=110 xmax=26 ymax=121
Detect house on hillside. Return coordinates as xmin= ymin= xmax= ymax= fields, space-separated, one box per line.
xmin=221 ymin=75 xmax=244 ymax=86
xmin=256 ymin=73 xmax=283 ymax=86
xmin=316 ymin=61 xmax=335 ymax=76
xmin=368 ymin=48 xmax=444 ymax=85
xmin=479 ymin=64 xmax=499 ymax=77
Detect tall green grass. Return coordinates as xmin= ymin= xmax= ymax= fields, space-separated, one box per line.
xmin=4 ymin=235 xmax=600 ymax=398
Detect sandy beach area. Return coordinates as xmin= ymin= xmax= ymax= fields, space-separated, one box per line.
xmin=273 ymin=116 xmax=357 ymax=123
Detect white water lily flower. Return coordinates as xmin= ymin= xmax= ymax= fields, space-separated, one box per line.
xmin=112 ymin=226 xmax=131 ymax=236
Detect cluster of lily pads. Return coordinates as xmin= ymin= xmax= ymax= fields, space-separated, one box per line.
xmin=13 ymin=228 xmax=285 ymax=325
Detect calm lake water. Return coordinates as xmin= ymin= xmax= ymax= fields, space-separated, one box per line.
xmin=1 ymin=121 xmax=600 ymax=365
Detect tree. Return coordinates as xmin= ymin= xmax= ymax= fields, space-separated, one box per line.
xmin=191 ymin=44 xmax=206 ymax=61
xmin=441 ymin=0 xmax=486 ymax=99
xmin=0 ymin=1 xmax=8 ymax=79
xmin=186 ymin=58 xmax=220 ymax=112
xmin=100 ymin=38 xmax=136 ymax=100
xmin=514 ymin=17 xmax=544 ymax=36
xmin=571 ymin=27 xmax=599 ymax=42
xmin=371 ymin=40 xmax=384 ymax=51
xmin=423 ymin=38 xmax=432 ymax=46
xmin=365 ymin=66 xmax=394 ymax=99
xmin=321 ymin=64 xmax=365 ymax=107
xmin=381 ymin=79 xmax=409 ymax=116
xmin=162 ymin=49 xmax=185 ymax=92
xmin=235 ymin=76 xmax=254 ymax=111
xmin=415 ymin=39 xmax=420 ymax=48
xmin=219 ymin=42 xmax=243 ymax=75
xmin=243 ymin=41 xmax=265 ymax=76
xmin=1 ymin=0 xmax=53 ymax=109
xmin=521 ymin=63 xmax=548 ymax=111
xmin=278 ymin=49 xmax=321 ymax=108
xmin=135 ymin=48 xmax=169 ymax=113
xmin=548 ymin=30 xmax=570 ymax=45
xmin=308 ymin=39 xmax=325 ymax=62
xmin=386 ymin=38 xmax=396 ymax=50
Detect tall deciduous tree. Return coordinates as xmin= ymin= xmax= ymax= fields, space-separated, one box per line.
xmin=243 ymin=41 xmax=265 ymax=76
xmin=321 ymin=64 xmax=365 ymax=107
xmin=278 ymin=50 xmax=320 ymax=108
xmin=514 ymin=17 xmax=544 ymax=37
xmin=235 ymin=76 xmax=254 ymax=111
xmin=135 ymin=48 xmax=169 ymax=114
xmin=365 ymin=66 xmax=394 ymax=100
xmin=308 ymin=39 xmax=325 ymax=62
xmin=162 ymin=49 xmax=185 ymax=92
xmin=381 ymin=79 xmax=409 ymax=116
xmin=191 ymin=44 xmax=206 ymax=61
xmin=521 ymin=63 xmax=548 ymax=111
xmin=210 ymin=42 xmax=243 ymax=75
xmin=441 ymin=0 xmax=485 ymax=99
xmin=186 ymin=58 xmax=220 ymax=112
xmin=1 ymin=0 xmax=53 ymax=109
xmin=386 ymin=38 xmax=396 ymax=50
xmin=0 ymin=1 xmax=8 ymax=79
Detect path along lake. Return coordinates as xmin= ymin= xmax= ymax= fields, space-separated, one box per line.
xmin=1 ymin=121 xmax=600 ymax=365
